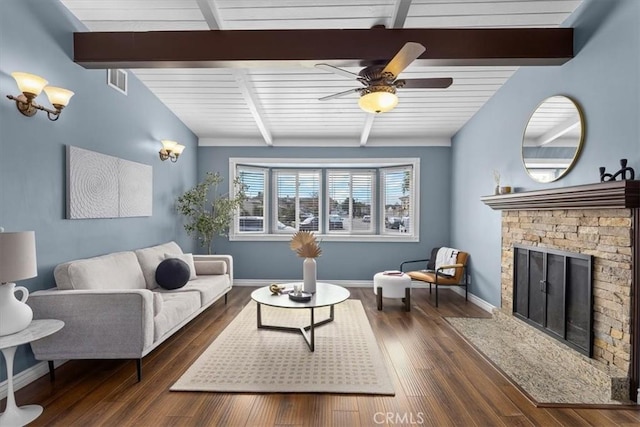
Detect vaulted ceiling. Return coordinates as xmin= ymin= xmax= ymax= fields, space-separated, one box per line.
xmin=59 ymin=0 xmax=583 ymax=147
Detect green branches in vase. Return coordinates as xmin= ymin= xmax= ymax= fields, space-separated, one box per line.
xmin=176 ymin=172 xmax=246 ymax=254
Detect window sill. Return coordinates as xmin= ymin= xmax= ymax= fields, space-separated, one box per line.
xmin=229 ymin=233 xmax=419 ymax=243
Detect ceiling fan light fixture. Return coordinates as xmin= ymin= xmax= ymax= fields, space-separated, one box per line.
xmin=358 ymin=86 xmax=398 ymax=114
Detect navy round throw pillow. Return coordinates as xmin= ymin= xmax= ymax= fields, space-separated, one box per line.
xmin=155 ymin=258 xmax=190 ymax=290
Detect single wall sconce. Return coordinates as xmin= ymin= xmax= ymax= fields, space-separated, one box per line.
xmin=159 ymin=140 xmax=185 ymax=162
xmin=6 ymin=72 xmax=74 ymax=121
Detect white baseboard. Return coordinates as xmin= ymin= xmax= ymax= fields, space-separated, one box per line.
xmin=234 ymin=279 xmax=495 ymax=312
xmin=0 ymin=360 xmax=65 ymax=400
xmin=448 ymin=286 xmax=495 ymax=313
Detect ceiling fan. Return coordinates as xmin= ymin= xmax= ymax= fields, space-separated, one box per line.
xmin=316 ymin=42 xmax=453 ymax=114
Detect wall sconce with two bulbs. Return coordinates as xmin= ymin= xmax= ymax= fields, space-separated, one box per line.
xmin=159 ymin=140 xmax=185 ymax=163
xmin=6 ymin=72 xmax=74 ymax=121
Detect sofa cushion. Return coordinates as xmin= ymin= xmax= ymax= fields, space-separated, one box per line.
xmin=178 ymin=274 xmax=230 ymax=306
xmin=153 ymin=291 xmax=200 ymax=341
xmin=194 ymin=260 xmax=227 ymax=275
xmin=55 ymin=251 xmax=146 ymax=290
xmin=153 ymin=292 xmax=164 ymax=316
xmin=156 ymin=258 xmax=190 ymax=290
xmin=165 ymin=253 xmax=197 ymax=280
xmin=135 ymin=242 xmax=183 ymax=289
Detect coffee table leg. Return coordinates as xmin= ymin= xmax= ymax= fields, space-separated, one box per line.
xmin=309 ymin=308 xmax=315 ymax=351
xmin=256 ymin=302 xmax=262 ymax=328
xmin=259 ymin=304 xmax=335 ymax=352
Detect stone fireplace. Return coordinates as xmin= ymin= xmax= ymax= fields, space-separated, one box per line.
xmin=482 ymin=180 xmax=639 ymax=400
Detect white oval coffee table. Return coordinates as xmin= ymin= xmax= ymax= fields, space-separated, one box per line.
xmin=251 ymin=282 xmax=350 ymax=352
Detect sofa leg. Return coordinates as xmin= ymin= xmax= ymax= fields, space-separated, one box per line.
xmin=435 ymin=284 xmax=439 ymax=307
xmin=48 ymin=361 xmax=55 ymax=382
xmin=376 ymin=287 xmax=383 ymax=311
xmin=225 ymin=293 xmax=228 ymax=304
xmin=405 ymin=287 xmax=411 ymax=312
xmin=136 ymin=359 xmax=142 ymax=382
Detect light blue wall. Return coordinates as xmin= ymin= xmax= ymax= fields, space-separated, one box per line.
xmin=0 ymin=0 xmax=198 ymax=381
xmin=198 ymin=146 xmax=452 ymax=281
xmin=450 ymin=0 xmax=640 ymax=307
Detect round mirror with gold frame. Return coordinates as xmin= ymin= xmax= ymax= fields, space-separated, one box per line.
xmin=522 ymin=95 xmax=585 ymax=183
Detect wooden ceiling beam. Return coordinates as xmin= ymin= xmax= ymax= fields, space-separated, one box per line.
xmin=73 ymin=28 xmax=573 ymax=69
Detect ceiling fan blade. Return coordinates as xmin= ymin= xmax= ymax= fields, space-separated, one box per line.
xmin=318 ymin=88 xmax=361 ymax=101
xmin=381 ymin=42 xmax=426 ymax=79
xmin=400 ymin=77 xmax=453 ymax=89
xmin=315 ymin=63 xmax=360 ymax=80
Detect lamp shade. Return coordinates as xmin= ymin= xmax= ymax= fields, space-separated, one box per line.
xmin=11 ymin=72 xmax=48 ymax=96
xmin=44 ymin=86 xmax=75 ymax=107
xmin=358 ymin=90 xmax=398 ymax=114
xmin=0 ymin=231 xmax=37 ymax=283
xmin=173 ymin=144 xmax=186 ymax=155
xmin=161 ymin=140 xmax=178 ymax=150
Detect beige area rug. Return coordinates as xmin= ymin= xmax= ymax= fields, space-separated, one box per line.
xmin=446 ymin=315 xmax=633 ymax=406
xmin=171 ymin=299 xmax=395 ymax=395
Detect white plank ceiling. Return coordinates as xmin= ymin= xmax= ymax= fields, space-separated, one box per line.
xmin=59 ymin=0 xmax=583 ymax=147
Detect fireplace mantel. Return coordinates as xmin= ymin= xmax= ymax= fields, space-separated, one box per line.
xmin=481 ymin=180 xmax=640 ymax=210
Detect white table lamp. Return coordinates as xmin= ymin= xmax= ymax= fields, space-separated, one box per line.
xmin=0 ymin=231 xmax=37 ymax=336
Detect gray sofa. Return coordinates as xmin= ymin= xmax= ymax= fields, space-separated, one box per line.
xmin=28 ymin=241 xmax=232 ymax=381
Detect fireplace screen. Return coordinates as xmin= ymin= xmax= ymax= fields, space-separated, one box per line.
xmin=513 ymin=244 xmax=593 ymax=356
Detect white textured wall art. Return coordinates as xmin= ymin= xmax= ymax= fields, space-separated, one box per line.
xmin=119 ymin=158 xmax=153 ymax=217
xmin=67 ymin=146 xmax=153 ymax=219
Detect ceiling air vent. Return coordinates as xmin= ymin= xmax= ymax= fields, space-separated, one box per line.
xmin=107 ymin=69 xmax=128 ymax=95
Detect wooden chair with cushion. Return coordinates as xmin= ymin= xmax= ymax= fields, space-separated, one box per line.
xmin=400 ymin=248 xmax=469 ymax=307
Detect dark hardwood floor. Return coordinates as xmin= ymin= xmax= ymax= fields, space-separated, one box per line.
xmin=4 ymin=286 xmax=640 ymax=426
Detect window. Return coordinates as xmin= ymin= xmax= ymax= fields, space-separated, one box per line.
xmin=230 ymin=158 xmax=419 ymax=242
xmin=381 ymin=166 xmax=413 ymax=235
xmin=274 ymin=170 xmax=321 ymax=233
xmin=327 ymin=170 xmax=375 ymax=234
xmin=237 ymin=166 xmax=266 ymax=233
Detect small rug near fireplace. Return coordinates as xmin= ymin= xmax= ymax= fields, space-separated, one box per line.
xmin=171 ymin=299 xmax=395 ymax=395
xmin=447 ymin=312 xmax=633 ymax=406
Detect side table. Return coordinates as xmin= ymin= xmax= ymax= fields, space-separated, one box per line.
xmin=0 ymin=319 xmax=64 ymax=427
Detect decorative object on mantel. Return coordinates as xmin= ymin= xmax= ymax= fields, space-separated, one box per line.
xmin=599 ymin=159 xmax=635 ymax=182
xmin=0 ymin=230 xmax=37 ymax=336
xmin=499 ymin=186 xmax=512 ymax=194
xmin=290 ymin=231 xmax=322 ymax=294
xmin=492 ymin=170 xmax=501 ymax=195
